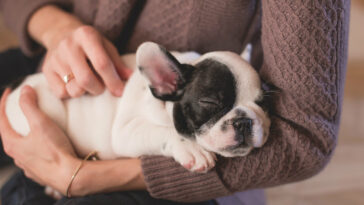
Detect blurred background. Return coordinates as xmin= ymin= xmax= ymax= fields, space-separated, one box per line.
xmin=0 ymin=1 xmax=363 ymax=205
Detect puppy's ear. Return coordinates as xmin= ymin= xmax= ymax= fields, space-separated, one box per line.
xmin=136 ymin=42 xmax=193 ymax=101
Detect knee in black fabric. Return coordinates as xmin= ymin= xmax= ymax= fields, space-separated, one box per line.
xmin=1 ymin=171 xmax=55 ymax=205
xmin=54 ymin=191 xmax=214 ymax=205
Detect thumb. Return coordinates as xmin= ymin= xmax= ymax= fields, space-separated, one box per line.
xmin=19 ymin=86 xmax=47 ymax=127
xmin=0 ymin=88 xmax=21 ymax=138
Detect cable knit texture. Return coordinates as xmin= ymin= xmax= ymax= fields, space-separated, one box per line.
xmin=0 ymin=0 xmax=350 ymax=204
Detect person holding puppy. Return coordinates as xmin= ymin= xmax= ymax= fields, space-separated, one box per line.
xmin=0 ymin=1 xmax=350 ymax=205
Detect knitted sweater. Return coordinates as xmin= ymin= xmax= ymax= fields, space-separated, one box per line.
xmin=0 ymin=0 xmax=350 ymax=203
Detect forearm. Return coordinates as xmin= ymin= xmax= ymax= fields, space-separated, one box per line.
xmin=28 ymin=5 xmax=83 ymax=50
xmin=69 ymin=158 xmax=146 ymax=197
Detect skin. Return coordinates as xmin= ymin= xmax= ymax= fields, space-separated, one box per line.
xmin=28 ymin=5 xmax=133 ymax=98
xmin=0 ymin=5 xmax=146 ymax=197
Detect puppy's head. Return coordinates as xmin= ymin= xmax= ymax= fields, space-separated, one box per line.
xmin=136 ymin=42 xmax=270 ymax=157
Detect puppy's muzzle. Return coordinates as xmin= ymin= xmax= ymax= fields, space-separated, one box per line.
xmin=233 ymin=117 xmax=252 ymax=146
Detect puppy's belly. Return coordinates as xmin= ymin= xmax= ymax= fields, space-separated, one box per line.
xmin=65 ymin=91 xmax=119 ymax=159
xmin=6 ymin=74 xmax=120 ymax=160
xmin=6 ymin=74 xmax=67 ymax=137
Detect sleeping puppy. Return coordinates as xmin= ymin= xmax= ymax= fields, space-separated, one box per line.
xmin=5 ymin=41 xmax=270 ymax=174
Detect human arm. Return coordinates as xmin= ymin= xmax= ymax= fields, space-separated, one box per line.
xmin=0 ymin=87 xmax=146 ymax=196
xmin=137 ymin=0 xmax=350 ymax=202
xmin=68 ymin=158 xmax=146 ymax=196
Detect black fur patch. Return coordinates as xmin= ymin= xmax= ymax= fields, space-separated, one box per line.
xmin=173 ymin=58 xmax=237 ymax=137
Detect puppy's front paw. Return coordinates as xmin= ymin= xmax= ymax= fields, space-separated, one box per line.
xmin=171 ymin=138 xmax=216 ymax=173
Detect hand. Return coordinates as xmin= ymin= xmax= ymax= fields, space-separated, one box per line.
xmin=42 ymin=25 xmax=132 ymax=98
xmin=0 ymin=86 xmax=146 ymax=196
xmin=0 ymin=87 xmax=80 ymax=194
xmin=28 ymin=6 xmax=132 ymax=99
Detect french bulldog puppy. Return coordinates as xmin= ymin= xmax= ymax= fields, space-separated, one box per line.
xmin=5 ymin=41 xmax=270 ymax=174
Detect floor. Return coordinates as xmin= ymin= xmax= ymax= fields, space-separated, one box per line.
xmin=1 ymin=1 xmax=364 ymax=204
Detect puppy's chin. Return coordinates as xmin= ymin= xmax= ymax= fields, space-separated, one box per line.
xmin=196 ymin=136 xmax=254 ymax=157
xmin=216 ymin=147 xmax=253 ymax=157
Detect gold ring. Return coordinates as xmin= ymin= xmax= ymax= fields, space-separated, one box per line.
xmin=63 ymin=74 xmax=74 ymax=84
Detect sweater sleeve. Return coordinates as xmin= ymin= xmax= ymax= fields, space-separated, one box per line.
xmin=0 ymin=0 xmax=72 ymax=56
xmin=140 ymin=0 xmax=350 ymax=202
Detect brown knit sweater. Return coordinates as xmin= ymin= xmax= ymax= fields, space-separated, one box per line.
xmin=0 ymin=0 xmax=350 ymax=203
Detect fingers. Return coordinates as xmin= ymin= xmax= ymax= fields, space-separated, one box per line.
xmin=43 ymin=25 xmax=130 ymax=98
xmin=66 ymin=79 xmax=86 ymax=98
xmin=0 ymin=88 xmax=22 ymax=156
xmin=0 ymin=88 xmax=11 ymax=114
xmin=43 ymin=55 xmax=70 ymax=99
xmin=0 ymin=89 xmax=14 ymax=137
xmin=80 ymin=31 xmax=124 ymax=96
xmin=44 ymin=70 xmax=69 ymax=99
xmin=52 ymin=55 xmax=85 ymax=98
xmin=0 ymin=89 xmax=15 ymax=135
xmin=18 ymin=86 xmax=49 ymax=128
xmin=67 ymin=47 xmax=105 ymax=95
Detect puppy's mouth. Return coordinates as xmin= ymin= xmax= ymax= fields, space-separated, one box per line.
xmin=224 ymin=141 xmax=251 ymax=151
xmin=218 ymin=146 xmax=253 ymax=157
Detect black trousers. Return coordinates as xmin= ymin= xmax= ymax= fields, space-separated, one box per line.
xmin=1 ymin=172 xmax=215 ymax=205
xmin=0 ymin=49 xmax=215 ymax=205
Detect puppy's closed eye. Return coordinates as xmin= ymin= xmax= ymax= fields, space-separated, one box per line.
xmin=198 ymin=97 xmax=221 ymax=108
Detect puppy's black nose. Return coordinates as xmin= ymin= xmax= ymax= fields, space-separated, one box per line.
xmin=233 ymin=118 xmax=252 ymax=136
